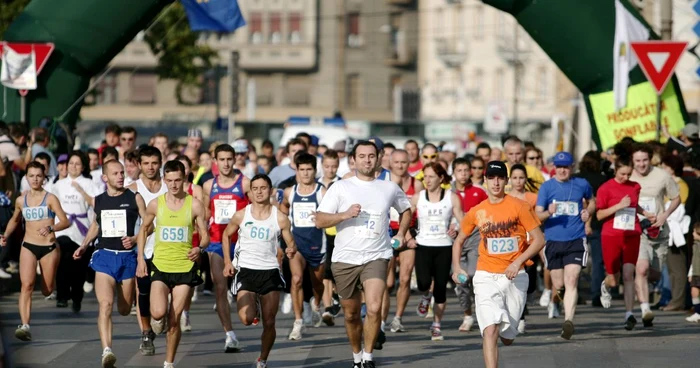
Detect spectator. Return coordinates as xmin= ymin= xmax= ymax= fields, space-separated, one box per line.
xmin=97 ymin=123 xmax=121 ymax=157
xmin=86 ymin=148 xmax=100 ymax=171
xmin=186 ymin=128 xmax=203 ymax=153
xmin=29 ymin=127 xmax=57 ymax=177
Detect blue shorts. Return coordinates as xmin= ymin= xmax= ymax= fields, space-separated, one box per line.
xmin=90 ymin=249 xmax=137 ymax=282
xmin=206 ymin=242 xmax=235 ymax=260
xmin=544 ymin=238 xmax=588 ymax=270
xmin=298 ymin=246 xmax=325 ymax=268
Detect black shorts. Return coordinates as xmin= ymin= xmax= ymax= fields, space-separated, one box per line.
xmin=324 ymin=235 xmax=335 ymax=281
xmin=150 ymin=263 xmax=203 ymax=289
xmin=544 ymin=238 xmax=588 ymax=270
xmin=233 ymin=268 xmax=285 ymax=296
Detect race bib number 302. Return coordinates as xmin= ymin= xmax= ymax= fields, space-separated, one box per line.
xmin=159 ymin=226 xmax=188 ymax=243
xmin=101 ymin=209 xmax=127 ymax=238
xmin=214 ymin=199 xmax=237 ymax=224
xmin=486 ymin=237 xmax=518 ymax=255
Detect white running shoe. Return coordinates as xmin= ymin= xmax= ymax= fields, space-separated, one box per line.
xmin=311 ymin=308 xmax=322 ymax=328
xmin=163 ymin=362 xmax=174 ymax=368
xmin=548 ymin=302 xmax=560 ymax=319
xmin=101 ymin=348 xmax=116 ymax=368
xmin=191 ymin=290 xmax=198 ymax=302
xmin=390 ymin=316 xmax=405 ymax=332
xmin=45 ymin=291 xmax=56 ymax=300
xmin=282 ymin=293 xmax=293 ymax=315
xmin=539 ymin=289 xmax=552 ymax=307
xmin=202 ymin=289 xmax=212 ymax=296
xmin=151 ymin=318 xmax=166 ymax=335
xmin=83 ymin=281 xmax=94 ymax=294
xmin=180 ymin=312 xmax=192 ymax=332
xmin=302 ymin=302 xmax=313 ymax=326
xmin=288 ymin=319 xmax=305 ymax=340
xmin=600 ymin=281 xmax=612 ymax=309
xmin=518 ymin=320 xmax=527 ymax=334
xmin=416 ymin=295 xmax=430 ymax=317
xmin=225 ymin=334 xmax=241 ymax=353
xmin=0 ymin=268 xmax=11 ymax=279
xmin=410 ymin=270 xmax=418 ymax=291
xmin=459 ymin=315 xmax=475 ymax=332
xmin=130 ymin=305 xmax=137 ymax=316
xmin=686 ymin=313 xmax=700 ymax=323
xmin=257 ymin=358 xmax=268 ymax=368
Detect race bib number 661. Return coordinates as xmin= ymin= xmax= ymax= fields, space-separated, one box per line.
xmin=486 ymin=237 xmax=518 ymax=255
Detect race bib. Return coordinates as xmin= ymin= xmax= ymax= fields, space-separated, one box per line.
xmin=23 ymin=206 xmax=49 ymax=222
xmin=214 ymin=199 xmax=237 ymax=224
xmin=487 ymin=237 xmax=518 ymax=255
xmin=101 ymin=209 xmax=127 ymax=238
xmin=613 ymin=208 xmax=635 ymax=231
xmin=554 ymin=201 xmax=579 ymax=216
xmin=355 ymin=210 xmax=383 ymax=239
xmin=159 ymin=226 xmax=188 ymax=243
xmin=639 ymin=197 xmax=656 ymax=214
xmin=423 ymin=216 xmax=446 ymax=238
xmin=293 ymin=202 xmax=316 ymax=228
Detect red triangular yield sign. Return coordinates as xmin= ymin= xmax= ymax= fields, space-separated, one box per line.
xmin=630 ymin=41 xmax=687 ymax=95
xmin=0 ymin=42 xmax=55 ymax=96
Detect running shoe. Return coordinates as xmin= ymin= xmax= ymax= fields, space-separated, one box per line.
xmin=539 ymin=289 xmax=552 ymax=307
xmin=426 ymin=298 xmax=434 ymax=318
xmin=101 ymin=348 xmax=116 ymax=368
xmin=600 ymin=282 xmax=612 ymax=309
xmin=374 ymin=330 xmax=386 ymax=350
xmin=202 ymin=289 xmax=213 ymax=296
xmin=416 ymin=295 xmax=430 ymax=317
xmin=312 ymin=307 xmax=322 ymax=328
xmin=225 ymin=334 xmax=241 ymax=353
xmin=256 ymin=358 xmax=268 ymax=368
xmin=390 ymin=316 xmax=405 ymax=332
xmin=548 ymin=302 xmax=560 ymax=319
xmin=0 ymin=268 xmax=11 ymax=279
xmin=72 ymin=300 xmax=82 ymax=313
xmin=281 ymin=292 xmax=293 ymax=315
xmin=130 ymin=304 xmax=137 ymax=316
xmin=56 ymin=299 xmax=68 ymax=308
xmin=14 ymin=325 xmax=31 ymax=341
xmin=642 ymin=310 xmax=654 ymax=327
xmin=139 ymin=330 xmax=155 ymax=356
xmin=363 ymin=361 xmax=376 ymax=368
xmin=352 ymin=362 xmax=362 ymax=368
xmin=45 ymin=291 xmax=56 ymax=300
xmin=561 ymin=320 xmax=574 ymax=340
xmin=624 ymin=315 xmax=637 ymax=331
xmin=459 ymin=315 xmax=474 ymax=332
xmin=686 ymin=313 xmax=700 ymax=323
xmin=180 ymin=312 xmax=192 ymax=332
xmin=164 ymin=362 xmax=174 ymax=368
xmin=517 ymin=319 xmax=526 ymax=334
xmin=322 ymin=308 xmax=335 ymax=326
xmin=329 ymin=304 xmax=341 ymax=317
xmin=431 ymin=326 xmax=444 ymax=341
xmin=151 ymin=317 xmax=166 ymax=335
xmin=289 ymin=319 xmax=305 ymax=340
xmin=191 ymin=290 xmax=199 ymax=302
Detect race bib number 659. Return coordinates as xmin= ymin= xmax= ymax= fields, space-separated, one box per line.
xmin=487 ymin=237 xmax=518 ymax=255
xmin=159 ymin=226 xmax=188 ymax=243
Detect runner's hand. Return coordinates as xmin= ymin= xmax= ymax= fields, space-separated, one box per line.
xmin=618 ymin=195 xmax=631 ymax=209
xmin=71 ymin=181 xmax=83 ymax=191
xmin=0 ymin=235 xmax=6 ymax=247
xmin=73 ymin=246 xmax=86 ymax=260
xmin=406 ymin=238 xmax=418 ymax=249
xmin=286 ymin=245 xmax=297 ymax=259
xmin=581 ymin=209 xmax=590 ymax=222
xmin=547 ymin=203 xmax=557 ymax=215
xmin=652 ymin=212 xmax=667 ymax=228
xmin=187 ymin=247 xmax=200 ymax=262
xmin=504 ymin=261 xmax=522 ymax=280
xmin=122 ymin=236 xmax=134 ymax=249
xmin=136 ymin=260 xmax=148 ymax=278
xmin=585 ymin=224 xmax=593 ymax=236
xmin=38 ymin=226 xmax=51 ymax=237
xmin=223 ymin=262 xmax=235 ymax=277
xmin=447 ymin=224 xmax=458 ymax=239
xmin=345 ymin=204 xmax=361 ymax=219
xmin=451 ymin=267 xmax=468 ymax=284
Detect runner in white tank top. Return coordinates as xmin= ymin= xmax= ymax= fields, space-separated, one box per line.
xmin=222 ymin=174 xmax=297 ymax=368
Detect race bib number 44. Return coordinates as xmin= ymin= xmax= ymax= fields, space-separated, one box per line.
xmin=214 ymin=199 xmax=237 ymax=224
xmin=159 ymin=226 xmax=188 ymax=243
xmin=355 ymin=211 xmax=382 ymax=239
xmin=293 ymin=202 xmax=316 ymax=228
xmin=487 ymin=237 xmax=518 ymax=255
xmin=424 ymin=217 xmax=447 ymax=238
xmin=613 ymin=208 xmax=635 ymax=231
xmin=101 ymin=209 xmax=127 ymax=237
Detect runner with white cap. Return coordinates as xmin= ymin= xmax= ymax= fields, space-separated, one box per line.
xmin=232 ymin=139 xmax=258 ymax=179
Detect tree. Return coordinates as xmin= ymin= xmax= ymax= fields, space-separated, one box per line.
xmin=0 ymin=0 xmax=31 ymax=39
xmin=144 ymin=2 xmax=217 ymax=104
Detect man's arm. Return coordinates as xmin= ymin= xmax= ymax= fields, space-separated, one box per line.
xmin=202 ymin=179 xmax=213 ymax=221
xmin=137 ymin=201 xmax=157 ymax=262
xmin=315 ymin=208 xmax=356 ymax=229
xmin=193 ymin=198 xmax=210 ymax=249
xmin=222 ymin=210 xmax=244 ymax=265
xmin=279 ymin=214 xmax=297 ymax=259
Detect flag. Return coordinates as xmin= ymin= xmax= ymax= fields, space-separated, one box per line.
xmin=613 ymin=0 xmax=649 ymax=111
xmin=181 ymin=0 xmax=246 ymax=33
xmin=1 ymin=46 xmax=37 ymax=90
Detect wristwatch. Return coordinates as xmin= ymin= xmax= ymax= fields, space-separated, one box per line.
xmin=47 ymin=226 xmax=54 ymax=233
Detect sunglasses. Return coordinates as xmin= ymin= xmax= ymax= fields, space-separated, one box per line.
xmin=526 ymin=156 xmax=540 ymax=160
xmin=422 ymin=154 xmax=438 ymax=159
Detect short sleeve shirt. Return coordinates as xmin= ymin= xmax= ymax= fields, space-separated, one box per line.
xmin=536 ymin=177 xmax=593 ymax=241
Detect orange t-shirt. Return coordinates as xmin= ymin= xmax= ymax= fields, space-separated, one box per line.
xmin=461 ymin=195 xmax=541 ymax=274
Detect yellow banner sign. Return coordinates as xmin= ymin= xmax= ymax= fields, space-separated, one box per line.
xmin=588 ymin=81 xmax=685 ymax=149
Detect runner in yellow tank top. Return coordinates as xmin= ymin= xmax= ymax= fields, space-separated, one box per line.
xmin=136 ymin=160 xmax=209 ymax=368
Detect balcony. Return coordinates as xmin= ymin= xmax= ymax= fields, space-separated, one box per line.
xmin=496 ymin=34 xmax=532 ymax=65
xmin=386 ymin=0 xmax=415 ymax=6
xmin=238 ymin=43 xmax=316 ymax=71
xmin=385 ymin=31 xmax=416 ymax=68
xmin=435 ymin=37 xmax=467 ymax=67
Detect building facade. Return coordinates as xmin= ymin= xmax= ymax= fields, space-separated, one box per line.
xmin=81 ymin=0 xmax=419 ymax=123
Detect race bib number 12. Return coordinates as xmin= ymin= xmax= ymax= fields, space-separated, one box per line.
xmin=355 ymin=211 xmax=382 ymax=239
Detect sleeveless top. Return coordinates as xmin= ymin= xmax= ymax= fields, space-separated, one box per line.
xmin=187 ymin=183 xmax=200 ymax=248
xmin=135 ymin=178 xmax=167 ymax=259
xmin=377 ymin=168 xmax=391 ymax=181
xmin=94 ymin=190 xmax=139 ymax=250
xmin=209 ymin=175 xmax=249 ymax=244
xmin=235 ymin=205 xmax=281 ymax=270
xmin=318 ymin=176 xmax=340 ymax=236
xmin=153 ymin=195 xmax=194 ymax=273
xmin=415 ymin=189 xmax=454 ymax=247
xmin=22 ymin=192 xmax=55 ymax=222
xmin=288 ymin=183 xmax=325 ymax=250
xmin=390 ymin=177 xmax=417 ymax=230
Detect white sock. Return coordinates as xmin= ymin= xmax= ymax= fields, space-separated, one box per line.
xmin=641 ymin=302 xmax=650 ymax=313
xmin=226 ymin=330 xmax=236 ymax=340
xmin=625 ymin=311 xmax=634 ymax=320
xmin=22 ymin=324 xmax=29 ymax=329
xmin=362 ymin=350 xmax=373 ymax=362
xmin=103 ymin=347 xmax=112 ymax=354
xmin=380 ymin=321 xmax=385 ymax=332
xmin=692 ymin=297 xmax=700 ymax=305
xmin=352 ymin=351 xmax=362 ymax=363
xmin=394 ymin=314 xmax=402 ymax=320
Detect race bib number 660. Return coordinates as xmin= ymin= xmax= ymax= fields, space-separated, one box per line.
xmin=487 ymin=237 xmax=518 ymax=255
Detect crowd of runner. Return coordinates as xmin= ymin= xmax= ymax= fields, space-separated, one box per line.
xmin=1 ymin=119 xmax=700 ymax=368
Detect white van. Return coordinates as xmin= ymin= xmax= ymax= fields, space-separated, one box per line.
xmin=279 ymin=125 xmax=349 ymax=148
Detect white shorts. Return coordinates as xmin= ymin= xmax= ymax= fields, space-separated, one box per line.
xmin=473 ymin=270 xmax=528 ymax=340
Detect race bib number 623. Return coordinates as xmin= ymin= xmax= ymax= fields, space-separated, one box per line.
xmin=487 ymin=237 xmax=518 ymax=255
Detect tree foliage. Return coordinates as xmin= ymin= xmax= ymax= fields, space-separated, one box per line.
xmin=0 ymin=0 xmax=31 ymax=39
xmin=144 ymin=2 xmax=217 ymax=104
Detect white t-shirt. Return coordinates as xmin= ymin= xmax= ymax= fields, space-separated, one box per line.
xmin=317 ymin=176 xmax=411 ymax=265
xmin=631 ymin=166 xmax=680 ymax=217
xmin=90 ymin=168 xmax=106 ymax=195
xmin=336 ymin=157 xmax=351 ymax=178
xmin=51 ymin=176 xmax=100 ymax=244
xmin=0 ymin=135 xmax=20 ymax=163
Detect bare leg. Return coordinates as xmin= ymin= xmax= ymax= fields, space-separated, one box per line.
xmin=550 ymin=268 xmax=564 ymax=306
xmin=289 ymin=254 xmax=307 ymax=321
xmin=339 ymin=291 xmax=363 ymax=354
xmin=18 ymin=248 xmax=38 ymax=326
xmin=310 ymin=265 xmax=326 ymax=309
xmin=116 ymin=278 xmax=136 ymax=316
xmin=362 ymin=278 xmax=386 ymax=353
xmin=382 ymin=257 xmax=395 ymax=323
xmin=635 ymin=259 xmax=650 ymax=304
xmin=38 ymin=247 xmax=60 ymax=296
xmin=563 ymin=264 xmax=582 ymax=320
xmin=260 ymin=292 xmax=280 ymax=361
xmin=164 ymin=284 xmax=191 ymax=364
xmin=623 ymin=264 xmax=636 ymax=312
xmin=482 ymin=325 xmax=499 ymax=368
xmin=95 ymin=273 xmax=116 ymax=349
xmin=209 ymin=254 xmax=234 ymax=332
xmin=322 ymin=279 xmax=335 ymax=309
xmin=396 ymin=250 xmax=414 ymax=318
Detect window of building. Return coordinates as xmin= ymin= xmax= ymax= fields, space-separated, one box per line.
xmin=269 ymin=13 xmax=282 ymax=44
xmin=537 ymin=66 xmax=548 ymax=101
xmin=347 ymin=12 xmax=362 ymax=47
xmin=346 ymin=74 xmax=360 ymax=108
xmin=288 ymin=13 xmax=302 ymax=44
xmin=96 ymin=73 xmax=117 ymax=105
xmin=495 ymin=68 xmax=504 ymax=100
xmin=129 ymin=73 xmax=157 ymax=104
xmin=390 ymin=74 xmax=402 ymax=109
xmin=249 ymin=12 xmax=263 ymax=44
xmin=474 ymin=5 xmax=484 ymax=39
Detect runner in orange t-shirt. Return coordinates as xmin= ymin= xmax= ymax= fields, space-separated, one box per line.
xmin=452 ymin=161 xmax=544 ymax=368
